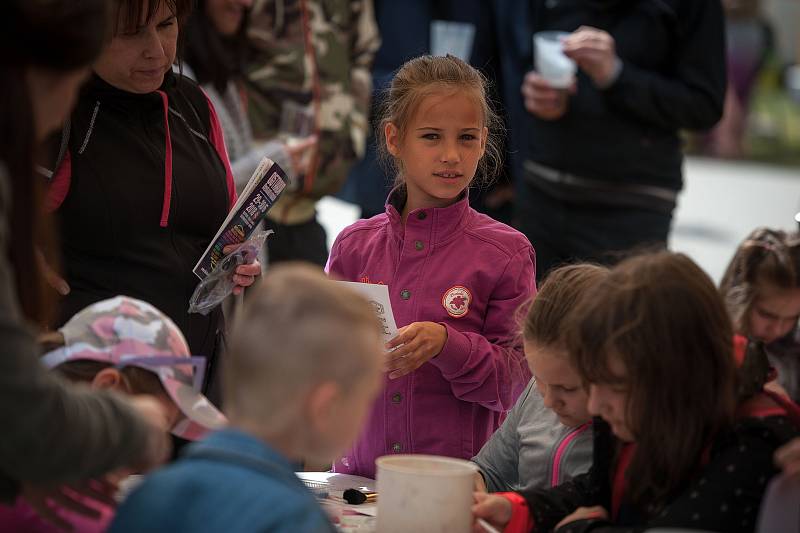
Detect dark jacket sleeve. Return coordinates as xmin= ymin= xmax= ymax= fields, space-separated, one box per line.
xmin=0 ymin=166 xmax=150 ymax=502
xmin=517 ymin=419 xmax=613 ymax=531
xmin=602 ymin=0 xmax=726 ymax=132
xmin=552 ymin=417 xmax=798 ymax=533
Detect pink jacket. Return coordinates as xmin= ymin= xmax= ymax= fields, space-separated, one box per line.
xmin=327 ymin=191 xmax=536 ymax=478
xmin=0 ymin=496 xmax=113 ymax=533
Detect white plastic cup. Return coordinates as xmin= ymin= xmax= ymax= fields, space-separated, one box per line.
xmin=533 ymin=31 xmax=576 ymax=88
xmin=375 ymin=454 xmax=478 ymax=533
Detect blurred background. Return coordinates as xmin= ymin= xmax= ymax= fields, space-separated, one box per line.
xmin=320 ymin=0 xmax=800 ymax=284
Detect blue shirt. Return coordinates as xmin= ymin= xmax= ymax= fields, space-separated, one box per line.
xmin=110 ymin=429 xmax=335 ymax=533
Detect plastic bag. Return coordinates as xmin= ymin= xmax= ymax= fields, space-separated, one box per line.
xmin=188 ymin=230 xmax=272 ymax=315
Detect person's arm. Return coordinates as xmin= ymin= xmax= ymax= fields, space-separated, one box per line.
xmin=473 ymin=380 xmax=535 ymax=492
xmin=474 ymin=470 xmax=601 ymax=533
xmin=599 ymin=0 xmax=726 ymax=132
xmin=429 ymin=246 xmax=536 ymax=411
xmin=0 ymin=292 xmax=153 ymax=497
xmin=230 ymin=140 xmax=292 ymax=192
xmin=0 ymin=167 xmax=163 ymax=502
xmin=553 ymin=417 xmax=792 ymax=533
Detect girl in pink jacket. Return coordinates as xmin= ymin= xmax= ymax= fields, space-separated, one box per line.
xmin=326 ymin=54 xmax=536 ymax=478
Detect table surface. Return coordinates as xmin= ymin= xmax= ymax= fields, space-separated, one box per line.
xmin=296 ymin=472 xmax=378 ymax=532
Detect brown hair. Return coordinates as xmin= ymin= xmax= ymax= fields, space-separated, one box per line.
xmin=2 ymin=0 xmax=112 ymax=327
xmin=225 ymin=263 xmax=382 ymax=424
xmin=42 ymin=333 xmax=167 ymax=397
xmin=522 ymin=263 xmax=608 ymax=348
xmin=113 ymin=0 xmax=193 ymax=35
xmin=720 ymin=227 xmax=800 ymax=335
xmin=567 ymin=251 xmax=736 ymax=511
xmin=376 ymin=54 xmax=503 ymax=188
xmin=55 ymin=360 xmax=166 ymax=397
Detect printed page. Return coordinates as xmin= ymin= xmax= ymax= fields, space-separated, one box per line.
xmin=335 ymin=281 xmax=398 ymax=345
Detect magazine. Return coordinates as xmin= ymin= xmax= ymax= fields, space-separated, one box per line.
xmin=193 ymin=157 xmax=288 ymax=279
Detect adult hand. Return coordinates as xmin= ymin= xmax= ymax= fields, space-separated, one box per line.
xmin=555 ymin=505 xmax=609 ymax=530
xmin=128 ymin=395 xmax=172 ymax=471
xmin=472 ymin=492 xmax=512 ymax=532
xmin=21 ymin=477 xmax=119 ymax=531
xmin=775 ymin=437 xmax=800 ymax=480
xmin=285 ymin=135 xmax=318 ymax=177
xmin=521 ymin=71 xmax=574 ymax=120
xmin=562 ymin=26 xmax=620 ymax=88
xmin=384 ymin=322 xmax=447 ymax=379
xmin=222 ymin=244 xmax=262 ymax=295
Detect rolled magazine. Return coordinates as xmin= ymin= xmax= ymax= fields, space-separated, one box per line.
xmin=193 ymin=157 xmax=288 ymax=279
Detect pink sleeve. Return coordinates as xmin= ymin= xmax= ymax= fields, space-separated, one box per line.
xmin=430 ymin=246 xmax=537 ymax=412
xmin=45 ymin=150 xmax=72 ymax=213
xmin=202 ymin=90 xmax=237 ymax=209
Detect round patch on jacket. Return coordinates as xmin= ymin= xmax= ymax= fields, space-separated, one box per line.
xmin=442 ymin=286 xmax=471 ymax=318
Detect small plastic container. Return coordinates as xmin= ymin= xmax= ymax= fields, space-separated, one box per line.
xmin=533 ymin=31 xmax=577 ymax=88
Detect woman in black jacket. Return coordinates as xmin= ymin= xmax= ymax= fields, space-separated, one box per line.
xmin=46 ymin=0 xmax=260 ymax=405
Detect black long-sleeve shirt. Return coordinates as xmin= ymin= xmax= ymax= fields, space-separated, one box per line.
xmin=508 ymin=0 xmax=726 ymax=191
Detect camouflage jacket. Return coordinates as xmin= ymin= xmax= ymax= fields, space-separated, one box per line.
xmin=246 ymin=0 xmax=380 ymax=224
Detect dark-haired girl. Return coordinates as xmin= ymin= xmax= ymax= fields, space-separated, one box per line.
xmin=721 ymin=227 xmax=800 ymax=403
xmin=474 ymin=252 xmax=799 ymax=533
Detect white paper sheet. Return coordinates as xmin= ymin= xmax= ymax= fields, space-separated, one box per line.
xmin=335 ymin=281 xmax=398 ymax=345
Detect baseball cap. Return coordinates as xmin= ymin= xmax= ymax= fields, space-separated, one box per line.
xmin=40 ymin=296 xmax=227 ymax=440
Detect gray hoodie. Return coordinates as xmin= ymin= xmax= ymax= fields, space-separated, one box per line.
xmin=473 ymin=379 xmax=593 ymax=493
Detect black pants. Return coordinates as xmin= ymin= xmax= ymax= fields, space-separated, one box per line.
xmin=263 ymin=214 xmax=329 ymax=267
xmin=517 ymin=181 xmax=674 ymax=283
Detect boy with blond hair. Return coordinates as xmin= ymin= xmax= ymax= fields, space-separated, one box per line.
xmin=111 ymin=264 xmax=384 ymax=533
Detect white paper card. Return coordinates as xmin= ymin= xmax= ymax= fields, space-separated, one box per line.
xmin=336 ymin=281 xmax=398 ymax=345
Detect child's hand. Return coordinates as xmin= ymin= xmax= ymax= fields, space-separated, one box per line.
xmin=776 ymin=437 xmax=800 ymax=480
xmin=384 ymin=322 xmax=447 ymax=379
xmin=472 ymin=492 xmax=511 ymax=532
xmin=555 ymin=505 xmax=609 ymax=530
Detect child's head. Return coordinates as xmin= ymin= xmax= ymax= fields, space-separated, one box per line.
xmin=225 ymin=264 xmax=384 ymax=464
xmin=521 ymin=264 xmax=608 ymax=428
xmin=378 ymin=55 xmax=502 ymax=205
xmin=720 ymin=227 xmax=800 ymax=344
xmin=567 ymin=251 xmax=736 ymax=508
xmin=41 ymin=296 xmax=227 ymax=440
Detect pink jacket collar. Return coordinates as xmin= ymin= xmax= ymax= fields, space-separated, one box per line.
xmin=384 ymin=187 xmax=471 ymax=245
